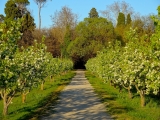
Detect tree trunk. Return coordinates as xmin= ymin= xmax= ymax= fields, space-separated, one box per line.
xmin=22 ymin=91 xmax=29 ymax=103
xmin=38 ymin=6 xmax=41 ymax=30
xmin=41 ymin=82 xmax=44 ymax=90
xmin=122 ymin=83 xmax=133 ymax=99
xmin=135 ymin=84 xmax=145 ymax=107
xmin=3 ymin=104 xmax=8 ymax=116
xmin=140 ymin=90 xmax=145 ymax=107
xmin=22 ymin=93 xmax=25 ymax=103
xmin=0 ymin=89 xmax=15 ymax=116
xmin=3 ymin=94 xmax=8 ymax=116
xmin=128 ymin=88 xmax=133 ymax=99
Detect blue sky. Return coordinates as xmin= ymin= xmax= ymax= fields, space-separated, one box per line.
xmin=0 ymin=0 xmax=160 ymax=28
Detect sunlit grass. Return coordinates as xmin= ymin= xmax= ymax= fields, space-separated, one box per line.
xmin=85 ymin=71 xmax=160 ymax=120
xmin=0 ymin=71 xmax=75 ymax=120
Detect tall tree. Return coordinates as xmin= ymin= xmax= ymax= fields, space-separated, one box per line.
xmin=67 ymin=17 xmax=115 ymax=63
xmin=61 ymin=25 xmax=72 ymax=58
xmin=126 ymin=13 xmax=132 ymax=25
xmin=19 ymin=12 xmax=35 ymax=47
xmin=4 ymin=0 xmax=35 ymax=47
xmin=51 ymin=6 xmax=78 ymax=57
xmin=115 ymin=12 xmax=126 ymax=45
xmin=89 ymin=8 xmax=99 ymax=18
xmin=117 ymin=12 xmax=125 ymax=27
xmin=4 ymin=0 xmax=20 ymax=23
xmin=51 ymin=6 xmax=78 ymax=29
xmin=4 ymin=0 xmax=29 ymax=22
xmin=34 ymin=0 xmax=51 ymax=29
xmin=101 ymin=1 xmax=133 ymax=25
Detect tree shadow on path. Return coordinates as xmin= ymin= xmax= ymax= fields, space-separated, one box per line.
xmin=40 ymin=70 xmax=114 ymax=120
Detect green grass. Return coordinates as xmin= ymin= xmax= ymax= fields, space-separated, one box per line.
xmin=85 ymin=71 xmax=160 ymax=120
xmin=0 ymin=71 xmax=75 ymax=120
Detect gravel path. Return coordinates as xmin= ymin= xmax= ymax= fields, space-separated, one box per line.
xmin=40 ymin=70 xmax=113 ymax=120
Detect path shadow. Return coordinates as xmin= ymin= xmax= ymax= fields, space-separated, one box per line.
xmin=39 ymin=70 xmax=114 ymax=120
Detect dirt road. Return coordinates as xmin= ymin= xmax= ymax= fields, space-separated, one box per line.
xmin=40 ymin=70 xmax=113 ymax=120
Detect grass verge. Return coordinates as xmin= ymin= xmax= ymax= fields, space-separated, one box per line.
xmin=85 ymin=71 xmax=160 ymax=120
xmin=0 ymin=71 xmax=75 ymax=120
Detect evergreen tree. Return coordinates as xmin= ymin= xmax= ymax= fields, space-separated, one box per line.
xmin=126 ymin=14 xmax=132 ymax=25
xmin=4 ymin=0 xmax=35 ymax=47
xmin=22 ymin=12 xmax=35 ymax=30
xmin=117 ymin=12 xmax=125 ymax=27
xmin=116 ymin=12 xmax=126 ymax=45
xmin=4 ymin=0 xmax=29 ymax=22
xmin=19 ymin=12 xmax=35 ymax=47
xmin=89 ymin=8 xmax=99 ymax=18
xmin=20 ymin=11 xmax=35 ymax=48
xmin=61 ymin=25 xmax=72 ymax=58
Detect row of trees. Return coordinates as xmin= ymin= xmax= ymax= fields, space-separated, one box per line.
xmin=0 ymin=1 xmax=76 ymax=117
xmin=37 ymin=1 xmax=154 ymax=66
xmin=0 ymin=0 xmax=159 ymax=116
xmin=85 ymin=6 xmax=160 ymax=107
xmin=0 ymin=18 xmax=73 ymax=116
xmin=0 ymin=1 xmax=155 ymax=66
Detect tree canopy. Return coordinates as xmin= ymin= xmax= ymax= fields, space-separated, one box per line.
xmin=3 ymin=0 xmax=35 ymax=48
xmin=126 ymin=14 xmax=132 ymax=25
xmin=117 ymin=12 xmax=125 ymax=27
xmin=67 ymin=17 xmax=115 ymax=63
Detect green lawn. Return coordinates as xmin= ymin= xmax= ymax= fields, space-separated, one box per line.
xmin=85 ymin=71 xmax=160 ymax=120
xmin=0 ymin=71 xmax=75 ymax=120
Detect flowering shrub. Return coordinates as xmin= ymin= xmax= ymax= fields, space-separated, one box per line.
xmin=86 ymin=8 xmax=160 ymax=106
xmin=0 ymin=19 xmax=73 ymax=115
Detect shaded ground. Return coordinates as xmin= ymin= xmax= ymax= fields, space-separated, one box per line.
xmin=40 ymin=70 xmax=113 ymax=120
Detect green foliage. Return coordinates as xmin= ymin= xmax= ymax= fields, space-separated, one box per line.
xmin=4 ymin=0 xmax=20 ymax=21
xmin=126 ymin=14 xmax=132 ymax=25
xmin=86 ymin=5 xmax=160 ymax=106
xmin=4 ymin=0 xmax=35 ymax=30
xmin=0 ymin=71 xmax=75 ymax=120
xmin=86 ymin=26 xmax=160 ymax=107
xmin=115 ymin=12 xmax=127 ymax=45
xmin=61 ymin=26 xmax=72 ymax=58
xmin=0 ymin=19 xmax=73 ymax=116
xmin=3 ymin=0 xmax=35 ymax=48
xmin=67 ymin=17 xmax=115 ymax=62
xmin=4 ymin=0 xmax=29 ymax=21
xmin=151 ymin=6 xmax=160 ymax=32
xmin=86 ymin=72 xmax=160 ymax=120
xmin=89 ymin=7 xmax=99 ymax=18
xmin=19 ymin=11 xmax=35 ymax=48
xmin=21 ymin=12 xmax=35 ymax=31
xmin=117 ymin=12 xmax=125 ymax=27
xmin=0 ymin=14 xmax=5 ymax=23
xmin=0 ymin=19 xmax=22 ymax=89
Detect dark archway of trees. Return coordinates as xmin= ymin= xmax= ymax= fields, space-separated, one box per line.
xmin=73 ymin=57 xmax=86 ymax=69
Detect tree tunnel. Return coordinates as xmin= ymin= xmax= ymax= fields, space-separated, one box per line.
xmin=73 ymin=57 xmax=86 ymax=69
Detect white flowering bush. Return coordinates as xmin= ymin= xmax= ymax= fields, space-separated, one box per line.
xmin=0 ymin=19 xmax=23 ymax=116
xmin=86 ymin=7 xmax=160 ymax=107
xmin=0 ymin=19 xmax=73 ymax=115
